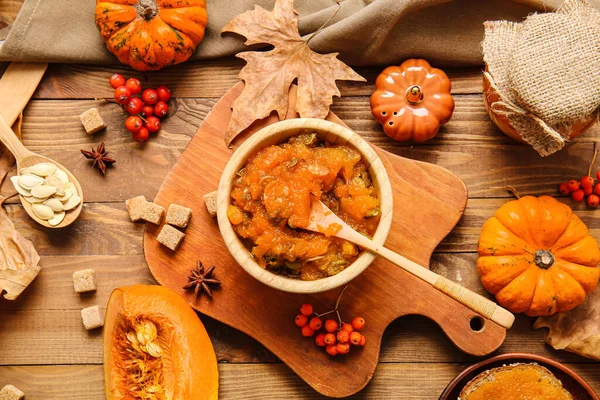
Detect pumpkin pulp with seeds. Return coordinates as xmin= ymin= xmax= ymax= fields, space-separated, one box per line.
xmin=104 ymin=285 xmax=219 ymax=400
xmin=228 ymin=133 xmax=380 ymax=280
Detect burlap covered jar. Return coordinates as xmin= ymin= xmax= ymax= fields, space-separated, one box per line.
xmin=482 ymin=0 xmax=600 ymax=156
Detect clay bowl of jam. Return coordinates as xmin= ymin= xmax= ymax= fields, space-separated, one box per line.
xmin=217 ymin=118 xmax=393 ymax=293
xmin=439 ymin=353 xmax=598 ymax=400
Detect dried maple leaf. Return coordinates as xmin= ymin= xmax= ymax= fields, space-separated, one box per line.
xmin=221 ymin=0 xmax=365 ymax=146
xmin=534 ymin=287 xmax=600 ymax=361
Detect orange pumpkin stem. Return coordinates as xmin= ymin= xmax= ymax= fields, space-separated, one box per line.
xmin=405 ymin=85 xmax=424 ymax=105
xmin=138 ymin=0 xmax=158 ymax=20
xmin=534 ymin=249 xmax=554 ymax=269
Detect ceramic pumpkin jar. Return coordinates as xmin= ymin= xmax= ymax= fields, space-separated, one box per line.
xmin=370 ymin=59 xmax=455 ymax=142
xmin=95 ymin=0 xmax=208 ymax=71
xmin=478 ymin=196 xmax=600 ymax=317
xmin=482 ymin=67 xmax=595 ymax=143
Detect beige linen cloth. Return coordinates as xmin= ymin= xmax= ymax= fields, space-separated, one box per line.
xmin=2 ymin=0 xmax=596 ymax=67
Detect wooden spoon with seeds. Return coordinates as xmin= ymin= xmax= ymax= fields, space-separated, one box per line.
xmin=0 ymin=114 xmax=83 ymax=228
xmin=306 ymin=195 xmax=515 ymax=330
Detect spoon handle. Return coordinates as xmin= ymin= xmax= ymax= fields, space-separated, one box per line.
xmin=349 ymin=232 xmax=515 ymax=329
xmin=0 ymin=114 xmax=30 ymax=161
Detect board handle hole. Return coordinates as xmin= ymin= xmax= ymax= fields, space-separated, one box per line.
xmin=469 ymin=316 xmax=485 ymax=332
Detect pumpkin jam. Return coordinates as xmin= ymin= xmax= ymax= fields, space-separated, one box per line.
xmin=228 ymin=133 xmax=380 ymax=280
xmin=462 ymin=364 xmax=573 ymax=400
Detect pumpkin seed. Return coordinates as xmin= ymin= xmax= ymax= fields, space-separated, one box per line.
xmin=48 ymin=212 xmax=65 ymax=226
xmin=301 ymin=133 xmax=317 ymax=146
xmin=327 ymin=260 xmax=347 ymax=276
xmin=29 ymin=162 xmax=57 ymax=177
xmin=146 ymin=384 xmax=163 ymax=394
xmin=18 ymin=174 xmax=44 ymax=189
xmin=287 ymin=158 xmax=299 ymax=168
xmin=63 ymin=195 xmax=81 ymax=211
xmin=23 ymin=195 xmax=45 ymax=204
xmin=69 ymin=183 xmax=78 ymax=197
xmin=19 ymin=167 xmax=31 ymax=175
xmin=285 ymin=261 xmax=302 ymax=270
xmin=136 ymin=321 xmax=158 ymax=345
xmin=31 ymin=184 xmax=57 ymax=199
xmin=46 ymin=175 xmax=65 ymax=196
xmin=43 ymin=198 xmax=64 ymax=212
xmin=32 ymin=204 xmax=54 ymax=220
xmin=365 ymin=208 xmax=380 ymax=219
xmin=55 ymin=188 xmax=72 ymax=203
xmin=10 ymin=176 xmax=31 ymax=197
xmin=259 ymin=175 xmax=275 ymax=186
xmin=52 ymin=168 xmax=69 ymax=184
xmin=303 ymin=255 xmax=325 ymax=264
xmin=145 ymin=341 xmax=163 ymax=358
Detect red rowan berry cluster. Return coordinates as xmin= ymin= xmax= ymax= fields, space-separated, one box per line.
xmin=109 ymin=74 xmax=172 ymax=142
xmin=558 ymin=145 xmax=600 ymax=208
xmin=293 ymin=287 xmax=366 ymax=356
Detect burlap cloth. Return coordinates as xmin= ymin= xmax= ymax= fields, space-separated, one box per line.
xmin=483 ymin=0 xmax=600 ymax=156
xmin=2 ymin=0 xmax=598 ymax=67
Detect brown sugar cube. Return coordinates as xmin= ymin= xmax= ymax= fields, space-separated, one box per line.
xmin=0 ymin=385 xmax=24 ymax=400
xmin=73 ymin=269 xmax=97 ymax=293
xmin=125 ymin=195 xmax=147 ymax=222
xmin=166 ymin=204 xmax=192 ymax=228
xmin=79 ymin=107 xmax=106 ymax=135
xmin=81 ymin=305 xmax=104 ymax=330
xmin=157 ymin=224 xmax=185 ymax=251
xmin=203 ymin=191 xmax=217 ymax=218
xmin=141 ymin=202 xmax=165 ymax=225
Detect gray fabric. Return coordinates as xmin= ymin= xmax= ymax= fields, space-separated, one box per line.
xmin=0 ymin=0 xmax=598 ymax=66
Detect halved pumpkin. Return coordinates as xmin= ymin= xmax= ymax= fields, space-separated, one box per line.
xmin=103 ymin=285 xmax=218 ymax=399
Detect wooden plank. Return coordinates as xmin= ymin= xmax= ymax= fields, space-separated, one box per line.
xmin=441 ymin=198 xmax=600 ymax=252
xmin=1 ymin=307 xmax=592 ymax=366
xmin=32 ymin=62 xmax=484 ymax=100
xmin=0 ymin=363 xmax=598 ymax=399
xmin=1 ymin=254 xmax=597 ymax=366
xmin=2 ymin=203 xmax=144 ymax=256
xmin=2 ymin=97 xmax=599 ymax=202
xmin=0 ymin=63 xmax=48 ymax=126
xmin=3 ymin=197 xmax=600 ymax=258
xmin=0 ymin=0 xmax=23 ymax=25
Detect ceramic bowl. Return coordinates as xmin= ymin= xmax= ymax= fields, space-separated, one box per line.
xmin=439 ymin=352 xmax=599 ymax=400
xmin=217 ymin=118 xmax=393 ymax=293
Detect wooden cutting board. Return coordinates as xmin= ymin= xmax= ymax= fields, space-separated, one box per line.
xmin=144 ymin=83 xmax=507 ymax=398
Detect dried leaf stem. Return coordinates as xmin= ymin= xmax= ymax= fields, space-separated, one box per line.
xmin=306 ymin=0 xmax=342 ymax=45
xmin=588 ymin=142 xmax=598 ymax=177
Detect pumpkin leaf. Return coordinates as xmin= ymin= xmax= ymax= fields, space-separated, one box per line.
xmin=534 ymin=287 xmax=600 ymax=361
xmin=221 ymin=0 xmax=365 ymax=146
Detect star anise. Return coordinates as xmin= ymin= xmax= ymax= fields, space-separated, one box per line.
xmin=184 ymin=260 xmax=221 ymax=298
xmin=80 ymin=142 xmax=116 ymax=175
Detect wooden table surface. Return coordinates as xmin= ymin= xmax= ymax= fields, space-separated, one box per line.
xmin=1 ymin=4 xmax=600 ymax=400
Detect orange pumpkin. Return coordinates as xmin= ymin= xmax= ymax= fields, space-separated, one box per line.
xmin=478 ymin=196 xmax=600 ymax=317
xmin=370 ymin=59 xmax=454 ymax=142
xmin=104 ymin=285 xmax=218 ymax=399
xmin=95 ymin=0 xmax=208 ymax=71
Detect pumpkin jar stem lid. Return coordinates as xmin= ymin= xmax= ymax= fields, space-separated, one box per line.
xmin=405 ymin=85 xmax=424 ymax=105
xmin=138 ymin=0 xmax=158 ymax=20
xmin=535 ymin=249 xmax=554 ymax=269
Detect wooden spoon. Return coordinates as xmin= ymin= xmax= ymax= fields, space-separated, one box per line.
xmin=0 ymin=114 xmax=83 ymax=228
xmin=307 ymin=196 xmax=515 ymax=329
